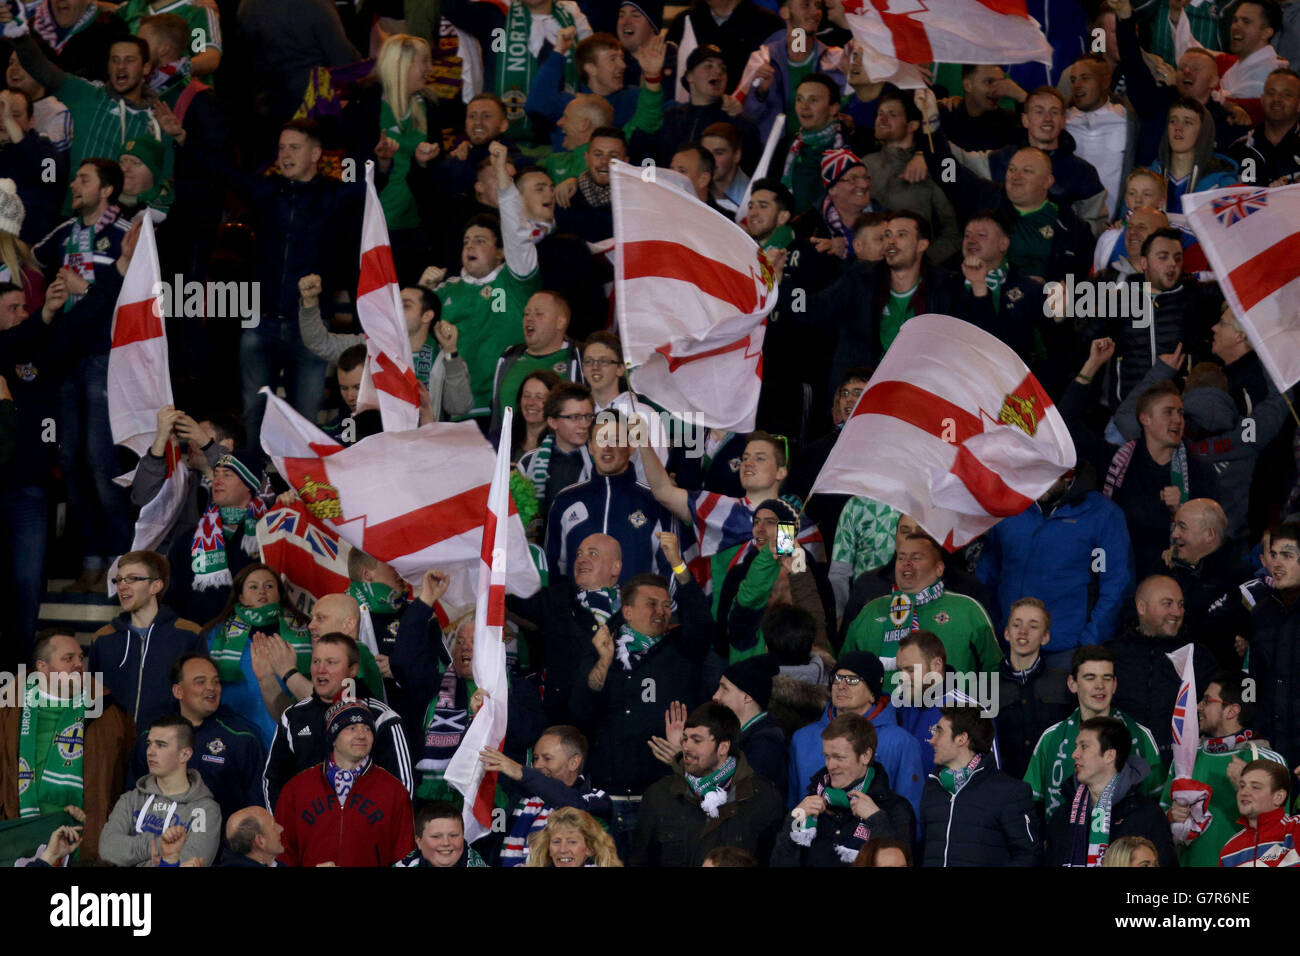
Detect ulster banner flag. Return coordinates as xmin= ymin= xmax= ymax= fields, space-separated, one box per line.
xmin=445 ymin=408 xmax=514 ymax=843
xmin=612 ymin=160 xmax=777 ymax=432
xmin=255 ymin=500 xmax=353 ymax=614
xmin=842 ymin=0 xmax=1053 ymax=85
xmin=355 ymin=160 xmax=421 ymax=431
xmin=259 ymin=389 xmax=540 ymax=607
xmin=811 ymin=314 xmax=1075 ymax=549
xmin=1181 ymin=184 xmax=1300 ymax=392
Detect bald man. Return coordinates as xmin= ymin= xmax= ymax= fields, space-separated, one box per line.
xmin=1106 ymin=574 xmax=1217 ymax=764
xmin=1166 ymin=499 xmax=1254 ymax=664
xmin=507 ymin=533 xmax=627 ymax=724
xmin=219 ymin=806 xmax=284 ymax=867
xmin=262 ymin=632 xmax=412 ymax=811
xmin=291 ymin=593 xmax=387 ymax=704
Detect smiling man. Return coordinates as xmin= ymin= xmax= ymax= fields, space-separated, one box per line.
xmin=261 ymin=632 xmax=411 ymax=814
xmin=489 ymin=289 xmax=582 ymax=434
xmin=1023 ymin=645 xmax=1163 ymax=822
xmin=395 ymin=801 xmax=486 ymax=867
xmin=1219 ymin=759 xmax=1300 ymax=866
xmin=128 ymin=653 xmax=266 ymax=824
xmin=480 ymin=724 xmax=612 ymax=866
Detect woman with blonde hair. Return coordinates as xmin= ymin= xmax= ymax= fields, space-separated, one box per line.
xmin=525 ymin=807 xmax=622 ymax=867
xmin=0 ymin=178 xmax=43 ymax=311
xmin=346 ymin=33 xmax=437 ymax=282
xmin=1100 ymin=835 xmax=1160 ymax=867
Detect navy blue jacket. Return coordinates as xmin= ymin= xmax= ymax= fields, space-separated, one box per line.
xmin=920 ymin=762 xmax=1041 ymax=866
xmin=738 ymin=711 xmax=787 ymax=793
xmin=88 ymin=606 xmax=207 ymax=728
xmin=130 ymin=705 xmax=266 ymax=821
xmin=544 ymin=467 xmax=676 ymax=581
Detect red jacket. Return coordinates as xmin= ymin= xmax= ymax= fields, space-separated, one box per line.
xmin=1218 ymin=807 xmax=1300 ymax=867
xmin=275 ymin=760 xmax=415 ymax=867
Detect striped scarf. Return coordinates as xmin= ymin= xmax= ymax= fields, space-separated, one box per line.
xmin=575 ymin=587 xmax=620 ymax=627
xmin=1103 ymin=439 xmax=1189 ymax=503
xmin=938 ymin=752 xmax=982 ymax=795
xmin=521 ymin=433 xmax=555 ymax=500
xmin=190 ymin=500 xmax=265 ymax=591
xmin=780 ymin=120 xmax=845 ymax=189
xmin=326 ymin=753 xmax=370 ymax=809
xmin=31 ymin=0 xmax=98 ymax=54
xmin=1065 ymin=773 xmax=1118 ymax=867
xmin=686 ymin=755 xmax=737 ymax=818
xmin=882 ymin=579 xmax=944 ymax=658
xmin=502 ymin=796 xmax=550 ymax=866
xmin=210 ymin=604 xmax=310 ymax=684
xmin=791 ymin=769 xmax=876 ymax=862
xmin=147 ymin=58 xmax=191 ymax=95
xmin=614 ymin=623 xmax=661 ymax=671
xmin=417 ymin=668 xmax=471 ymax=774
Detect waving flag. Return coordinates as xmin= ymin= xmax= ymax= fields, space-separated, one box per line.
xmin=675 ymin=14 xmax=697 ymax=104
xmin=811 ymin=314 xmax=1075 ymax=549
xmin=355 ymin=161 xmax=420 ymax=431
xmin=1182 ymin=184 xmax=1300 ymax=391
xmin=259 ymin=388 xmax=540 ymax=608
xmin=612 ymin=160 xmax=777 ymax=432
xmin=735 ymin=116 xmax=785 ymax=226
xmin=256 ymin=500 xmax=353 ymax=614
xmin=842 ymin=0 xmax=1052 ymax=85
xmin=444 ymin=408 xmax=514 ymax=843
xmin=107 ymin=214 xmax=188 ymax=593
xmin=1166 ymin=643 xmax=1213 ymax=845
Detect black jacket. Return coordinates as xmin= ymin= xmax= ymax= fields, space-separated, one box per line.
xmin=30 ymin=8 xmax=129 ymax=84
xmin=1246 ymin=589 xmax=1300 ymax=767
xmin=569 ymin=578 xmax=714 ymax=794
xmin=771 ymin=763 xmax=916 ymax=867
xmin=920 ymin=762 xmax=1041 ymax=866
xmin=1106 ymin=623 xmax=1217 ymax=764
xmin=1044 ymin=756 xmax=1177 ymax=867
xmin=506 ymin=575 xmax=602 ymax=726
xmin=738 ymin=711 xmax=788 ymax=793
xmin=1167 ymin=546 xmax=1254 ymax=666
xmin=996 ymin=657 xmax=1073 ymax=780
xmin=261 ymin=692 xmax=412 ymax=814
xmin=631 ymin=752 xmax=784 ymax=867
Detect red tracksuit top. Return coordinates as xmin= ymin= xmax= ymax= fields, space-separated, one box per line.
xmin=275 ymin=760 xmax=415 ymax=867
xmin=1218 ymin=807 xmax=1300 ymax=867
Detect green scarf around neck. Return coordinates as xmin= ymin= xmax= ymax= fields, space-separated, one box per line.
xmin=348 ymin=581 xmax=406 ymax=616
xmin=496 ymin=0 xmax=576 ymax=139
xmin=210 ymin=603 xmax=310 ymax=683
xmin=614 ymin=623 xmax=662 ymax=670
xmin=938 ymin=752 xmax=983 ymax=795
xmin=17 ymin=677 xmax=89 ymax=818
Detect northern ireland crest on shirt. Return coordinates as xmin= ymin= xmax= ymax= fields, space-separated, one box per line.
xmin=1005 ymin=287 xmax=1023 ymax=303
xmin=96 ymin=237 xmax=110 ymax=252
xmin=1039 ymin=225 xmax=1054 ymax=240
xmin=933 ymin=611 xmax=951 ymax=625
xmin=628 ymin=510 xmax=647 ymax=529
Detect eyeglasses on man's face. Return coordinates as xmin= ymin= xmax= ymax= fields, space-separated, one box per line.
xmin=111 ymin=575 xmax=156 ymax=586
xmin=553 ymin=412 xmax=596 ymax=422
xmin=831 ymin=674 xmax=862 ymax=686
xmin=581 ymin=358 xmax=620 ymax=369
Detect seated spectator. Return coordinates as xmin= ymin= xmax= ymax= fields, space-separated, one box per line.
xmin=1045 ymin=716 xmax=1176 ymax=866
xmin=526 ymin=805 xmax=623 ymax=866
xmin=128 ymin=653 xmax=267 ymax=824
xmin=481 ymin=724 xmax=611 ymax=866
xmin=1218 ymin=758 xmax=1300 ymax=866
xmin=774 ymin=712 xmax=916 ymax=867
xmin=100 ymin=713 xmax=221 ymax=867
xmin=0 ymin=628 xmax=134 ymax=864
xmin=631 ymin=702 xmax=784 ymax=866
xmin=274 ymin=699 xmax=415 ymax=866
xmin=1099 ymin=834 xmax=1160 ymax=867
xmin=921 ymin=707 xmax=1041 ymax=867
xmin=394 ymin=801 xmax=487 ymax=867
xmin=91 ymin=549 xmax=206 ymax=728
xmin=219 ymin=806 xmax=284 ymax=867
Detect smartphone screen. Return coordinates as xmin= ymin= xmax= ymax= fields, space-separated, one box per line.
xmin=775 ymin=522 xmax=796 ymax=555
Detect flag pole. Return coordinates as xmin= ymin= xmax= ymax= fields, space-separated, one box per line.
xmin=1283 ymin=390 xmax=1300 ymax=429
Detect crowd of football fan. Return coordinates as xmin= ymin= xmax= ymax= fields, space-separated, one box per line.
xmin=2 ymin=0 xmax=1300 ymax=868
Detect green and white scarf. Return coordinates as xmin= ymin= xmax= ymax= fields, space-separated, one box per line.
xmin=882 ymin=579 xmax=944 ymax=663
xmin=191 ymin=501 xmax=265 ymax=591
xmin=686 ymin=755 xmax=737 ymax=818
xmin=938 ymin=752 xmax=982 ymax=795
xmin=210 ymin=603 xmax=309 ymax=683
xmin=347 ymin=581 xmax=406 ymax=616
xmin=964 ymin=262 xmax=1008 ymax=313
xmin=576 ymin=587 xmax=620 ymax=627
xmin=496 ymin=0 xmax=576 ymax=138
xmin=17 ymin=676 xmax=88 ymax=819
xmin=1066 ymin=772 xmax=1119 ymax=867
xmin=614 ymin=623 xmax=661 ymax=670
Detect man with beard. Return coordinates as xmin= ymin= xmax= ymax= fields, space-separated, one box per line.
xmin=554 ymin=126 xmax=627 ymax=242
xmin=632 ymin=702 xmax=783 ymax=866
xmin=1243 ymin=520 xmax=1300 ymax=767
xmin=1228 ymin=68 xmax=1300 ymax=184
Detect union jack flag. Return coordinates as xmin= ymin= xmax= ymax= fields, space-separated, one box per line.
xmin=1211 ymin=190 xmax=1269 ymax=227
xmin=1171 ymin=681 xmax=1192 ymax=747
xmin=257 ymin=500 xmax=351 ymax=611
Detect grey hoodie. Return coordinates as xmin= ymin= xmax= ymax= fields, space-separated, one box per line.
xmin=99 ymin=769 xmax=221 ymax=867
